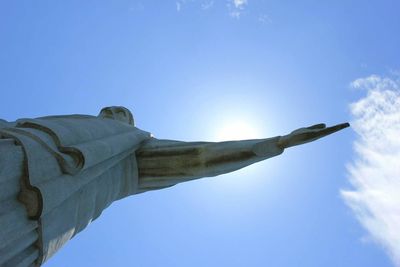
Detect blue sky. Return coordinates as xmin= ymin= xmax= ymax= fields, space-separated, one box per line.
xmin=1 ymin=1 xmax=399 ymax=266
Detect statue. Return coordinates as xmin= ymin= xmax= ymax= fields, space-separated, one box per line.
xmin=0 ymin=106 xmax=349 ymax=266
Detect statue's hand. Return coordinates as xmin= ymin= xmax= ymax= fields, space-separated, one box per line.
xmin=277 ymin=122 xmax=350 ymax=149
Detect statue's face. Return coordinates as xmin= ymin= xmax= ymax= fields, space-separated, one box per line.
xmin=98 ymin=106 xmax=135 ymax=125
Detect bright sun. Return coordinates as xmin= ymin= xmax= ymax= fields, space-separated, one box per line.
xmin=214 ymin=119 xmax=262 ymax=141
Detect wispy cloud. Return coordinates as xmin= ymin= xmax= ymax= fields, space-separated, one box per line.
xmin=233 ymin=0 xmax=247 ymax=8
xmin=228 ymin=10 xmax=240 ymax=19
xmin=201 ymin=1 xmax=214 ymax=10
xmin=342 ymin=74 xmax=400 ymax=266
xmin=176 ymin=1 xmax=182 ymax=11
xmin=258 ymin=14 xmax=272 ymax=24
xmin=174 ymin=0 xmax=250 ymax=17
xmin=228 ymin=0 xmax=248 ymax=18
xmin=175 ymin=0 xmax=214 ymax=12
xmin=128 ymin=2 xmax=144 ymax=12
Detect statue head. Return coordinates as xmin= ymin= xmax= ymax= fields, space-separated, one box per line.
xmin=98 ymin=106 xmax=135 ymax=126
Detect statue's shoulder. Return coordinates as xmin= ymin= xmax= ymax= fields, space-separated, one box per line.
xmin=0 ymin=118 xmax=14 ymax=128
xmin=0 ymin=115 xmax=96 ymax=129
xmin=1 ymin=107 xmax=141 ymax=146
xmin=37 ymin=114 xmax=95 ymax=120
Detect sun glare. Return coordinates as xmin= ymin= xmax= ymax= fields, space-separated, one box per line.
xmin=214 ymin=119 xmax=262 ymax=141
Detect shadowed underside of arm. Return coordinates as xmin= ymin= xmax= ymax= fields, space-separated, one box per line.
xmin=136 ymin=137 xmax=283 ymax=192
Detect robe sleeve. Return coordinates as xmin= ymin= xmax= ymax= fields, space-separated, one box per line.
xmin=136 ymin=136 xmax=284 ymax=192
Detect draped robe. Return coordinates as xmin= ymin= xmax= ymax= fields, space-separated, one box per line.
xmin=0 ymin=107 xmax=287 ymax=266
xmin=0 ymin=114 xmax=152 ymax=266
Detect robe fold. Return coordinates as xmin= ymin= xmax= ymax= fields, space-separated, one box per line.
xmin=0 ymin=114 xmax=151 ymax=266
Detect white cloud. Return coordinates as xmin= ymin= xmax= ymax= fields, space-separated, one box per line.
xmin=233 ymin=0 xmax=247 ymax=8
xmin=176 ymin=1 xmax=182 ymax=11
xmin=342 ymin=74 xmax=400 ymax=266
xmin=227 ymin=0 xmax=248 ymax=18
xmin=229 ymin=10 xmax=241 ymax=19
xmin=201 ymin=1 xmax=214 ymax=10
xmin=173 ymin=0 xmax=247 ymax=17
xmin=351 ymin=74 xmax=399 ymax=91
xmin=175 ymin=0 xmax=214 ymax=12
xmin=258 ymin=14 xmax=272 ymax=24
xmin=128 ymin=2 xmax=144 ymax=12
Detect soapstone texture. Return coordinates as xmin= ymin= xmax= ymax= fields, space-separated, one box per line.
xmin=0 ymin=106 xmax=348 ymax=266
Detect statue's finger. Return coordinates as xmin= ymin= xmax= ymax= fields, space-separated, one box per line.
xmin=299 ymin=123 xmax=350 ymax=141
xmin=284 ymin=122 xmax=350 ymax=148
xmin=307 ymin=123 xmax=326 ymax=130
xmin=319 ymin=122 xmax=350 ymax=137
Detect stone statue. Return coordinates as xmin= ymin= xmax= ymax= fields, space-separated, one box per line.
xmin=0 ymin=106 xmax=349 ymax=266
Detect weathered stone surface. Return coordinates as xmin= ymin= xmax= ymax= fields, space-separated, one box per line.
xmin=0 ymin=106 xmax=349 ymax=266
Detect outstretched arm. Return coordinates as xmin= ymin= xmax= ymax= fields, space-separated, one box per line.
xmin=136 ymin=123 xmax=349 ymax=192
